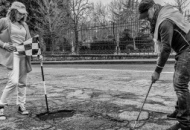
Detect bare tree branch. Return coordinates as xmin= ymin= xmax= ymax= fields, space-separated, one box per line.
xmin=68 ymin=0 xmax=93 ymax=53
xmin=29 ymin=0 xmax=69 ymax=51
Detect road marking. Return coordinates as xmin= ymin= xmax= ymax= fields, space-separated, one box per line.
xmin=70 ymin=68 xmax=174 ymax=74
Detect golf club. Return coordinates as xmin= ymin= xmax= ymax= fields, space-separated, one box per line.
xmin=132 ymin=81 xmax=154 ymax=129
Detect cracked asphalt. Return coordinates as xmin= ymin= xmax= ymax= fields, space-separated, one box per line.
xmin=0 ymin=64 xmax=179 ymax=130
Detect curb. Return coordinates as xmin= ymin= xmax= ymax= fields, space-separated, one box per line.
xmin=31 ymin=59 xmax=175 ymax=64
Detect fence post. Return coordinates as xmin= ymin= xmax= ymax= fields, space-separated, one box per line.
xmin=112 ymin=22 xmax=120 ymax=55
xmin=112 ymin=22 xmax=116 ymax=55
xmin=116 ymin=33 xmax=120 ymax=54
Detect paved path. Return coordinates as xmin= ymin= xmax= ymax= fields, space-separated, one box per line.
xmin=0 ymin=65 xmax=177 ymax=130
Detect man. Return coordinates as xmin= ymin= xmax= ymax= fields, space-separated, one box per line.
xmin=138 ymin=0 xmax=190 ymax=130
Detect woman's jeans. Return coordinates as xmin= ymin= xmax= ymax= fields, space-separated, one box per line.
xmin=0 ymin=53 xmax=27 ymax=106
xmin=174 ymin=48 xmax=190 ymax=127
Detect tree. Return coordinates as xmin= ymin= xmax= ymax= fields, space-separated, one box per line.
xmin=1 ymin=0 xmax=71 ymax=52
xmin=165 ymin=0 xmax=190 ymax=14
xmin=29 ymin=0 xmax=69 ymax=52
xmin=68 ymin=0 xmax=93 ymax=54
xmin=89 ymin=2 xmax=108 ymax=26
xmin=108 ymin=0 xmax=140 ymax=50
xmin=2 ymin=0 xmax=42 ymax=31
xmin=0 ymin=0 xmax=10 ymax=18
xmin=108 ymin=0 xmax=125 ymax=23
xmin=108 ymin=0 xmax=139 ymax=23
xmin=6 ymin=0 xmax=39 ymax=32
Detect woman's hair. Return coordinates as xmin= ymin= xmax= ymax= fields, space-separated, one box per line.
xmin=6 ymin=9 xmax=27 ymax=23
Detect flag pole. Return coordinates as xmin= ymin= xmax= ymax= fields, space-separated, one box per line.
xmin=40 ymin=61 xmax=49 ymax=113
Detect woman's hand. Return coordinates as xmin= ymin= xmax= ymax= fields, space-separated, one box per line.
xmin=3 ymin=43 xmax=17 ymax=52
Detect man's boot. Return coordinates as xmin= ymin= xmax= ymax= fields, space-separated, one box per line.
xmin=167 ymin=110 xmax=178 ymax=119
xmin=166 ymin=123 xmax=190 ymax=130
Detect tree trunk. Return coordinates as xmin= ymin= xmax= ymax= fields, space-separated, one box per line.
xmin=74 ymin=26 xmax=79 ymax=54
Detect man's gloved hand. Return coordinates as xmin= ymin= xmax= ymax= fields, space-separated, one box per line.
xmin=151 ymin=71 xmax=160 ymax=83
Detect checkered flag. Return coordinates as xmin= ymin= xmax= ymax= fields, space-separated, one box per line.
xmin=16 ymin=35 xmax=41 ymax=57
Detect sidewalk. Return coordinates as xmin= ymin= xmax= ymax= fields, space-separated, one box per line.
xmin=31 ymin=58 xmax=175 ymax=64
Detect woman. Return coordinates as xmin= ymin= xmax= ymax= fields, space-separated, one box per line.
xmin=0 ymin=1 xmax=40 ymax=120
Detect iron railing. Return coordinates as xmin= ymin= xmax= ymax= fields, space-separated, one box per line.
xmin=45 ymin=21 xmax=155 ymax=55
xmin=44 ymin=11 xmax=190 ymax=56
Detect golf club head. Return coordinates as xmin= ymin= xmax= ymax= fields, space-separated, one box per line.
xmin=129 ymin=120 xmax=147 ymax=130
xmin=133 ymin=121 xmax=137 ymax=129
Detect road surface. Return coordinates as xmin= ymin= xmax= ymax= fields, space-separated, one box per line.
xmin=0 ymin=64 xmax=177 ymax=130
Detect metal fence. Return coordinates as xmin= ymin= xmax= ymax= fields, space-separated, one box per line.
xmin=75 ymin=20 xmax=154 ymax=55
xmin=44 ymin=10 xmax=190 ymax=55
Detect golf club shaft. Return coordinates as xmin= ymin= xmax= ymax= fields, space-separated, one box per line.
xmin=45 ymin=94 xmax=49 ymax=112
xmin=41 ymin=61 xmax=49 ymax=113
xmin=133 ymin=121 xmax=137 ymax=129
xmin=133 ymin=82 xmax=153 ymax=128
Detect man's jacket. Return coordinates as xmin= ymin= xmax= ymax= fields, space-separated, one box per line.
xmin=153 ymin=5 xmax=190 ymax=74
